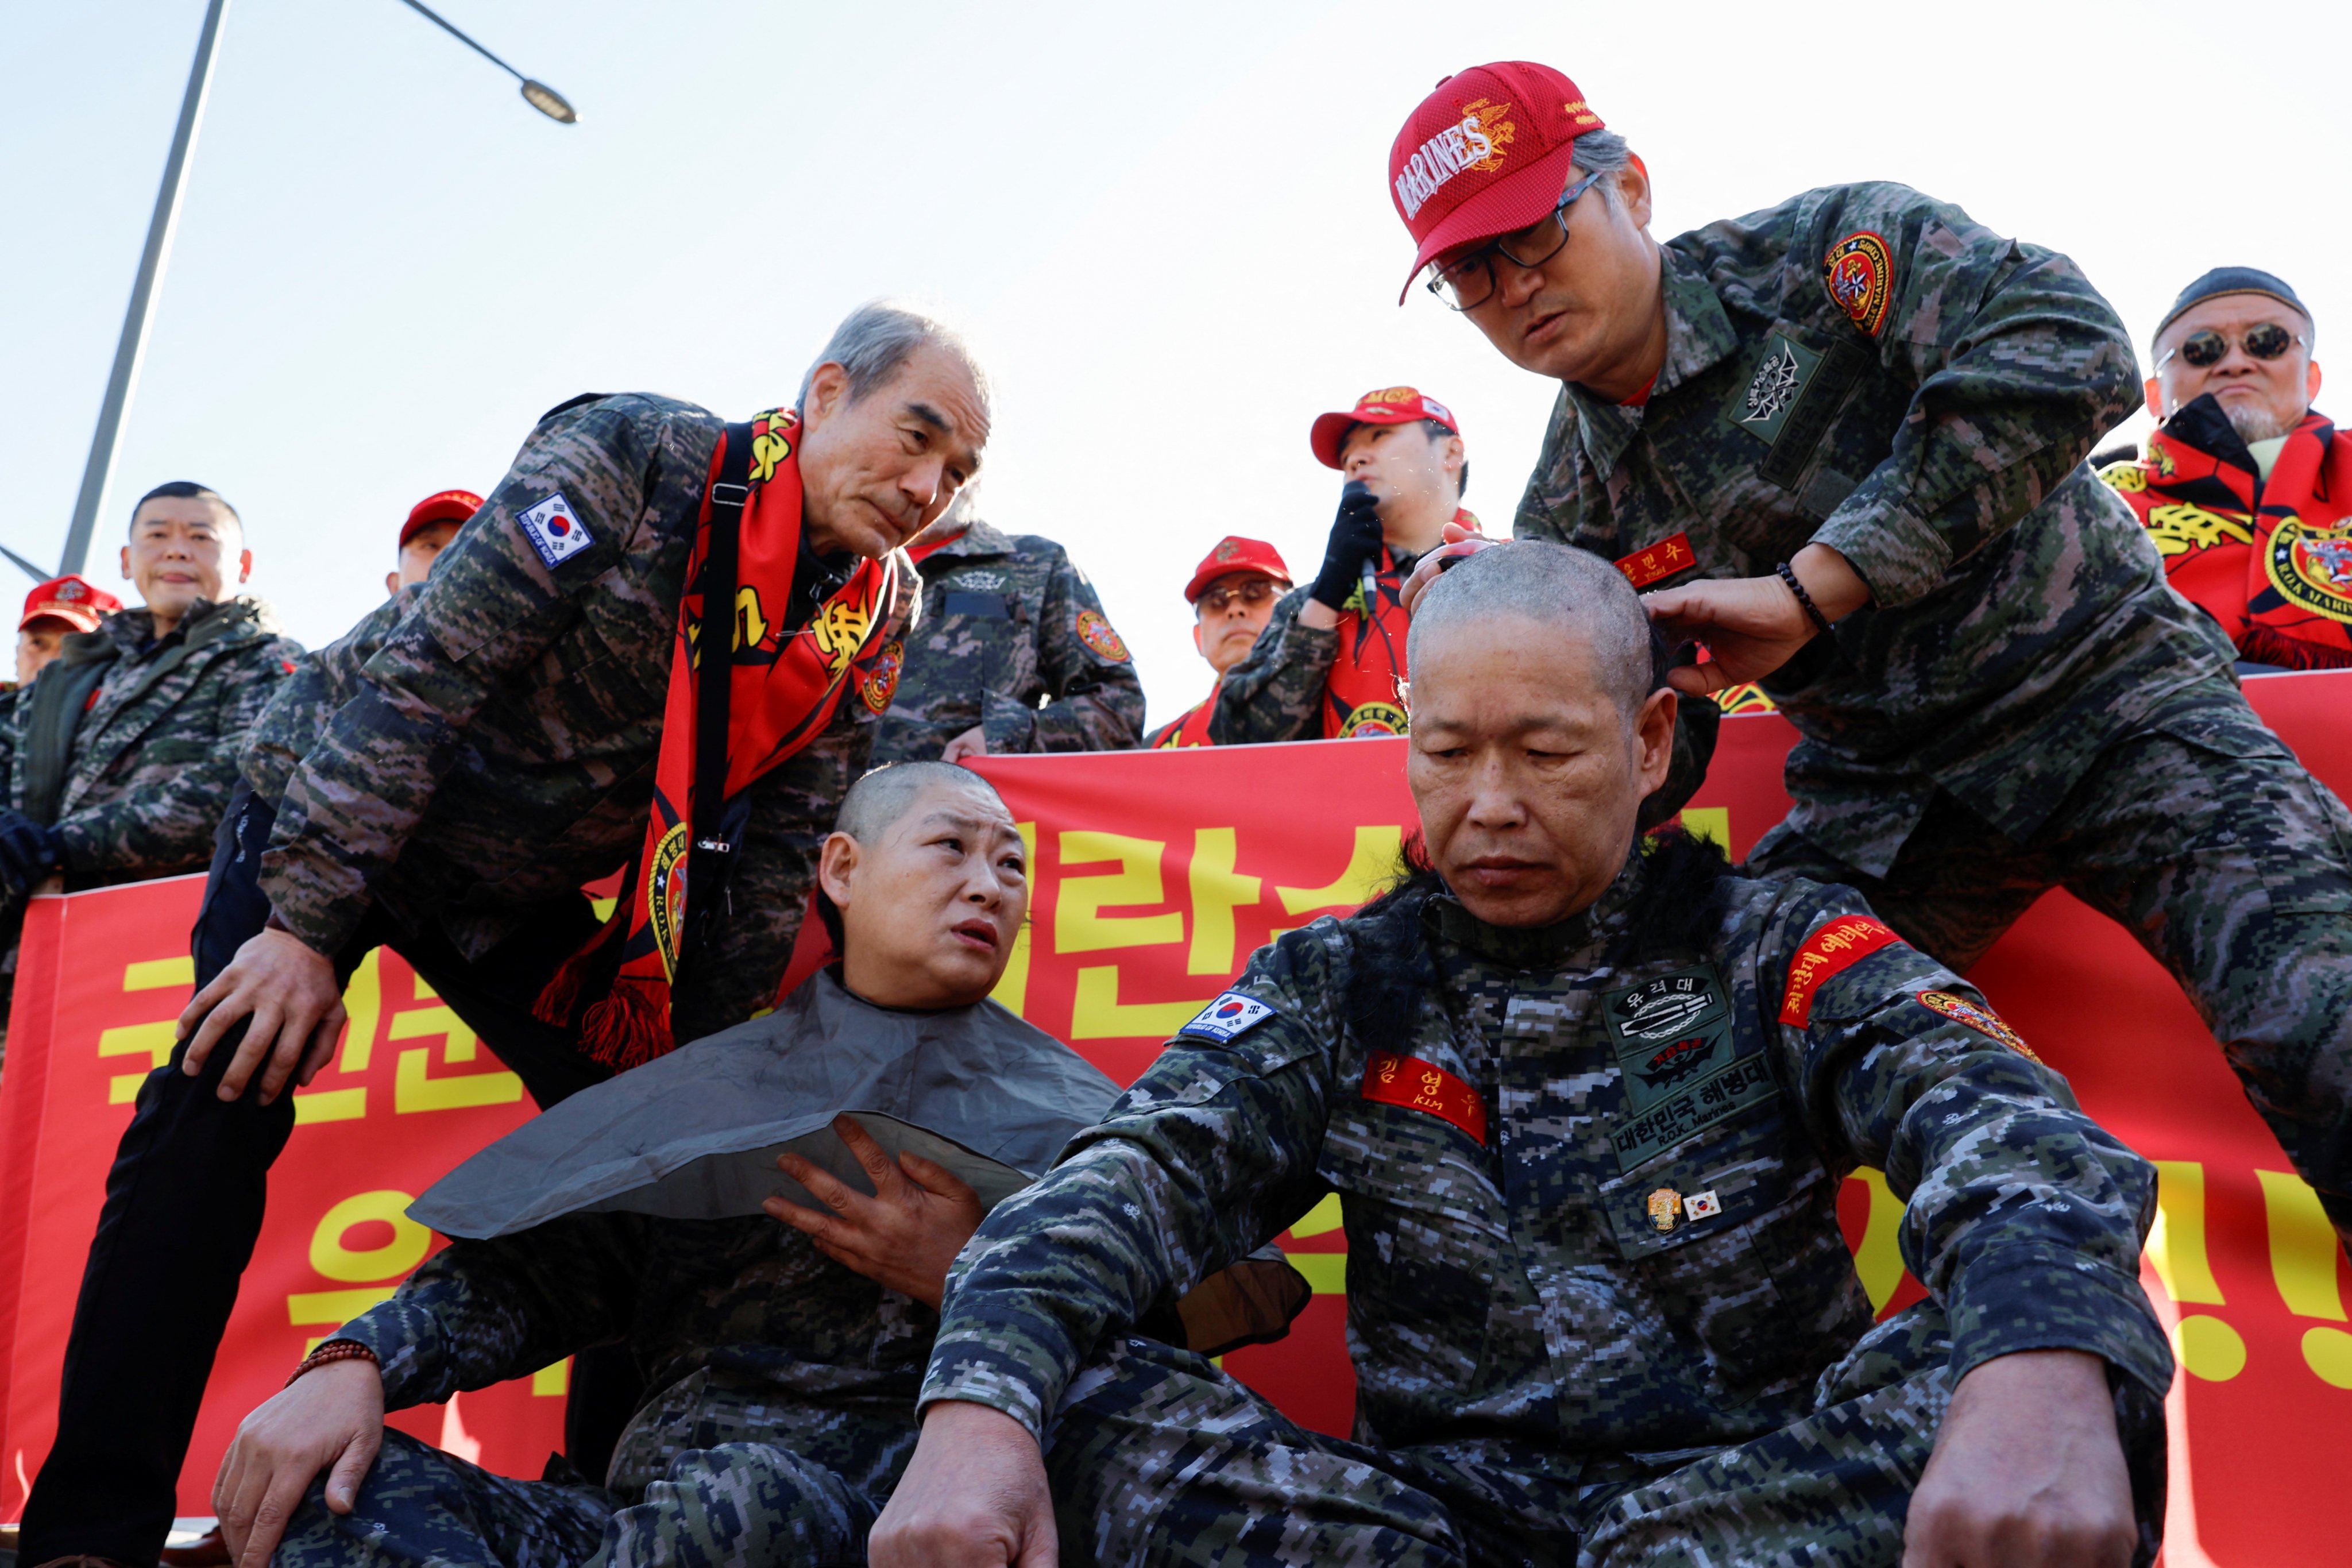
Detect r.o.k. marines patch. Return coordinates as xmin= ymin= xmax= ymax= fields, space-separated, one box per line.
xmin=1603 ymin=965 xmax=1778 ymax=1173
xmin=1917 ymin=990 xmax=2041 ymax=1063
xmin=1824 ymin=231 xmax=1893 ymax=337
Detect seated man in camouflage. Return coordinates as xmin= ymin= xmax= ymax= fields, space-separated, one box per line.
xmin=876 ymin=542 xmax=2170 ymax=1568
xmin=212 ymin=762 xmax=1299 ymax=1565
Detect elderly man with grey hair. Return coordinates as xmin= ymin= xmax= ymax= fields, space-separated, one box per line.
xmin=874 ymin=542 xmax=2171 ymax=1567
xmin=22 ymin=301 xmax=987 ymax=1568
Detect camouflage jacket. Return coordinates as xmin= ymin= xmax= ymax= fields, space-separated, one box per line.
xmin=870 ymin=519 xmax=1144 ymax=764
xmin=335 ymin=1210 xmax=930 ymax=1493
xmin=922 ymin=839 xmax=2169 ymax=1455
xmin=1513 ymin=182 xmax=2235 ymax=876
xmin=256 ymin=394 xmax=916 ymax=1042
xmin=1205 ymin=580 xmax=1392 ymax=747
xmin=1 ymin=597 xmax=299 ymax=897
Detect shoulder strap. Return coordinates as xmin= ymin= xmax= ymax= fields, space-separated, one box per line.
xmin=686 ymin=423 xmax=754 ymax=936
xmin=19 ymin=641 xmax=117 ymax=826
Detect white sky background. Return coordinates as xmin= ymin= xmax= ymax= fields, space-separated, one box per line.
xmin=3 ymin=0 xmax=2345 ymax=731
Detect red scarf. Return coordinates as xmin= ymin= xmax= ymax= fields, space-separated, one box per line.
xmin=1319 ymin=507 xmax=1478 ymax=738
xmin=538 ymin=408 xmax=899 ymax=1067
xmin=2107 ymin=405 xmax=2352 ymax=669
xmin=1150 ymin=681 xmax=1221 ymax=748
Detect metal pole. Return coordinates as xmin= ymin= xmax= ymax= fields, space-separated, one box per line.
xmin=59 ymin=0 xmax=231 ymax=577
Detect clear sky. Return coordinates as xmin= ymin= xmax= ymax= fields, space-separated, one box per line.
xmin=4 ymin=0 xmax=2343 ymax=729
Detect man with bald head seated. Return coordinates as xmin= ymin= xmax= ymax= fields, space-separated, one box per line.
xmin=876 ymin=543 xmax=2172 ymax=1568
xmin=213 ymin=763 xmax=1304 ymax=1566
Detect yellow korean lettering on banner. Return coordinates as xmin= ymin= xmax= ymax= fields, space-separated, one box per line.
xmin=392 ymin=1005 xmax=522 ymax=1112
xmin=1057 ymin=832 xmax=1183 ymax=953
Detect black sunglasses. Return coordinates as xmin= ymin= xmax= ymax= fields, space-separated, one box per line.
xmin=2160 ymin=322 xmax=2307 ymax=370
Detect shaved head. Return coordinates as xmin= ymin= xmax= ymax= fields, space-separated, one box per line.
xmin=835 ymin=761 xmax=1006 ymax=843
xmin=1406 ymin=540 xmax=1655 ymax=715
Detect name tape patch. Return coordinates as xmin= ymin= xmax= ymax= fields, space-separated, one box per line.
xmin=1179 ymin=990 xmax=1275 ymax=1044
xmin=517 ymin=492 xmax=593 ymax=568
xmin=1361 ymin=1050 xmax=1488 ymax=1146
xmin=1616 ymin=532 xmax=1698 ymax=590
xmin=1779 ymin=914 xmax=1904 ymax=1028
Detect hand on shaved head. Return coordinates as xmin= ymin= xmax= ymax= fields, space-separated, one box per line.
xmin=1404 ymin=543 xmax=1677 ymax=928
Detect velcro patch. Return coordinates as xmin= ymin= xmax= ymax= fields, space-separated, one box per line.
xmin=517 ymin=492 xmax=594 ymax=568
xmin=1179 ymin=990 xmax=1275 ymax=1043
xmin=1362 ymin=1051 xmax=1488 ymax=1146
xmin=1616 ymin=532 xmax=1698 ymax=590
xmin=1779 ymin=914 xmax=1904 ymax=1027
xmin=1824 ymin=231 xmax=1893 ymax=337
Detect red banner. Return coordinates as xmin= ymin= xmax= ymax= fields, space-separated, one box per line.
xmin=1 ymin=675 xmax=2349 ymax=1563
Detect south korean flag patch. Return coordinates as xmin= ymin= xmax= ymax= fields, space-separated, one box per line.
xmin=516 ymin=492 xmax=594 ymax=568
xmin=1179 ymin=990 xmax=1276 ymax=1044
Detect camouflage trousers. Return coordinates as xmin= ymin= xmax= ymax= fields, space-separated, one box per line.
xmin=1749 ymin=683 xmax=2352 ymax=1249
xmin=1041 ymin=1312 xmax=2165 ymax=1567
xmin=275 ymin=1379 xmax=917 ymax=1568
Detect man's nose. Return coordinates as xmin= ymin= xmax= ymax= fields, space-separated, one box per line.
xmin=1493 ymin=258 xmax=1546 ymax=311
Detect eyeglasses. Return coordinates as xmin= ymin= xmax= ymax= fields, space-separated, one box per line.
xmin=2158 ymin=322 xmax=2308 ymax=370
xmin=1198 ymin=578 xmax=1283 ymax=614
xmin=1423 ymin=169 xmax=1605 ymax=312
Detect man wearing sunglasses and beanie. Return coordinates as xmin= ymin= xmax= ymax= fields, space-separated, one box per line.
xmin=2100 ymin=269 xmax=2346 ymax=671
xmin=1146 ymin=535 xmax=1292 ymax=748
xmin=1385 ymin=64 xmax=2352 ymax=1292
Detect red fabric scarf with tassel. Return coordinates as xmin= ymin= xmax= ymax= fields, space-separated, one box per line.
xmin=537 ymin=407 xmax=898 ymax=1068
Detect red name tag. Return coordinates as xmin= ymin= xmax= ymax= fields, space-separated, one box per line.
xmin=1362 ymin=1051 xmax=1489 ymax=1146
xmin=1615 ymin=532 xmax=1697 ymax=590
xmin=1779 ymin=914 xmax=1904 ymax=1027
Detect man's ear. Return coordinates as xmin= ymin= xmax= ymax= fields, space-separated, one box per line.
xmin=2311 ymin=359 xmax=2324 ymax=403
xmin=119 ymin=544 xmax=132 ymax=582
xmin=801 ymin=362 xmax=849 ymax=429
xmin=1636 ymin=686 xmax=1678 ymax=796
xmin=1441 ymin=434 xmax=1465 ymax=482
xmin=817 ymin=831 xmax=859 ymax=909
xmin=385 ymin=570 xmax=401 ymax=598
xmin=238 ymin=548 xmax=253 ymax=585
xmin=1191 ymin=621 xmax=1205 ymax=656
xmin=2144 ymin=376 xmax=2166 ymax=422
xmin=1620 ymin=152 xmax=1654 ymax=230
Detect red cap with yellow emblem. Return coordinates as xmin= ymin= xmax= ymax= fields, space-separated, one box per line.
xmin=1183 ymin=536 xmax=1293 ymax=604
xmin=1309 ymin=387 xmax=1460 ymax=470
xmin=1388 ymin=61 xmax=1605 ymax=303
xmin=20 ymin=573 xmax=122 ymax=635
xmin=400 ymin=489 xmax=483 ymax=549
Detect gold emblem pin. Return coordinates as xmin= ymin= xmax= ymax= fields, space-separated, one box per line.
xmin=1647 ymin=1187 xmax=1682 ymax=1233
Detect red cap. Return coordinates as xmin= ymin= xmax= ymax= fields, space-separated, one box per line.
xmin=1183 ymin=536 xmax=1293 ymax=604
xmin=20 ymin=573 xmax=121 ymax=635
xmin=400 ymin=489 xmax=482 ymax=549
xmin=1309 ymin=387 xmax=1461 ymax=470
xmin=1388 ymin=62 xmax=1605 ymax=302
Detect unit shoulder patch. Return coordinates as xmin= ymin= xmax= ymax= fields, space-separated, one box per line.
xmin=1917 ymin=989 xmax=2041 ymax=1063
xmin=516 ymin=492 xmax=594 ymax=568
xmin=1179 ymin=990 xmax=1276 ymax=1043
xmin=1075 ymin=608 xmax=1131 ymax=662
xmin=1824 ymin=230 xmax=1893 ymax=337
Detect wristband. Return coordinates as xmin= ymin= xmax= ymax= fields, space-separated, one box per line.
xmin=287 ymin=1338 xmax=379 ymax=1388
xmin=1776 ymin=561 xmax=1833 ymax=637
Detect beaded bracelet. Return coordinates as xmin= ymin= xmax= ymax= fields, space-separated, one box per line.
xmin=286 ymin=1338 xmax=379 ymax=1389
xmin=1775 ymin=560 xmax=1833 ymax=637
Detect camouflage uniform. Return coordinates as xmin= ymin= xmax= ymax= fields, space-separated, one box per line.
xmin=0 ymin=596 xmax=299 ymax=901
xmin=1205 ymin=580 xmax=1395 ymax=747
xmin=1511 ymin=181 xmax=2352 ymax=1242
xmin=274 ymin=1211 xmax=928 ymax=1565
xmin=871 ymin=517 xmax=1143 ymax=764
xmin=924 ymin=840 xmax=2171 ymax=1566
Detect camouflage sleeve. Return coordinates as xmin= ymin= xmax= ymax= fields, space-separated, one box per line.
xmin=1002 ymin=543 xmax=1144 ymax=753
xmin=920 ymin=929 xmax=1343 ymax=1435
xmin=1803 ymin=184 xmax=2144 ymax=610
xmin=241 ymin=593 xmax=414 ymax=803
xmin=1762 ymin=883 xmax=2171 ymax=1397
xmin=52 ymin=636 xmax=301 ymax=882
xmin=333 ymin=1212 xmax=645 ymax=1410
xmin=262 ymin=399 xmax=707 ymax=956
xmin=1203 ymin=586 xmax=1334 ymax=746
xmin=1511 ymin=386 xmax=1588 ymax=545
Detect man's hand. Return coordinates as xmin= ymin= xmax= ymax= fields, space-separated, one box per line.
xmin=213 ymin=1356 xmax=385 ymax=1567
xmin=1902 ymin=1349 xmax=2138 ymax=1568
xmin=1399 ymin=519 xmax=1496 ymax=615
xmin=871 ymin=1400 xmax=1058 ymax=1568
xmin=1643 ymin=543 xmax=1871 ymax=696
xmin=943 ymin=725 xmax=990 ymax=764
xmin=179 ymin=925 xmax=347 ymax=1104
xmin=1300 ymin=480 xmax=1388 ymax=632
xmin=765 ymin=1114 xmax=987 ymax=1307
xmin=0 ymin=809 xmax=62 ymax=898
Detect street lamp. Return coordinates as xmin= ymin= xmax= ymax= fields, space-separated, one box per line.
xmin=48 ymin=0 xmax=578 ymax=579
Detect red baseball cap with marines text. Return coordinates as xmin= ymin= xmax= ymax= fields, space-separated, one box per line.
xmin=1309 ymin=386 xmax=1461 ymax=470
xmin=20 ymin=573 xmax=121 ymax=635
xmin=1183 ymin=536 xmax=1293 ymax=604
xmin=401 ymin=489 xmax=482 ymax=549
xmin=1388 ymin=61 xmax=1606 ymax=302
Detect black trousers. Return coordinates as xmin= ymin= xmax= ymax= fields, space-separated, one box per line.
xmin=21 ymin=789 xmax=618 ymax=1564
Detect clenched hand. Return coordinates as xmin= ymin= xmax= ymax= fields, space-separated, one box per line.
xmin=870 ymin=1400 xmax=1058 ymax=1568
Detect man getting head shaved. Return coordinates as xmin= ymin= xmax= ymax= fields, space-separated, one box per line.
xmin=211 ymin=763 xmax=1304 ymax=1563
xmin=874 ymin=541 xmax=2169 ymax=1568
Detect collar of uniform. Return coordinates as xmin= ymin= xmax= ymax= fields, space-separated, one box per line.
xmin=1562 ymin=252 xmax=1740 ymax=481
xmin=1423 ymin=847 xmax=1646 ymax=971
xmin=922 ymin=516 xmax=1016 ymax=561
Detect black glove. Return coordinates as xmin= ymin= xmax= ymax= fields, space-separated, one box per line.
xmin=1309 ymin=480 xmax=1387 ymax=611
xmin=0 ymin=812 xmax=61 ymax=898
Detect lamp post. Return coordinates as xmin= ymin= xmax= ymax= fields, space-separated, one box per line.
xmin=49 ymin=0 xmax=577 ymax=578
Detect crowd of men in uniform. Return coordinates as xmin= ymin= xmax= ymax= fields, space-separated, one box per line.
xmin=5 ymin=52 xmax=2348 ymax=1568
